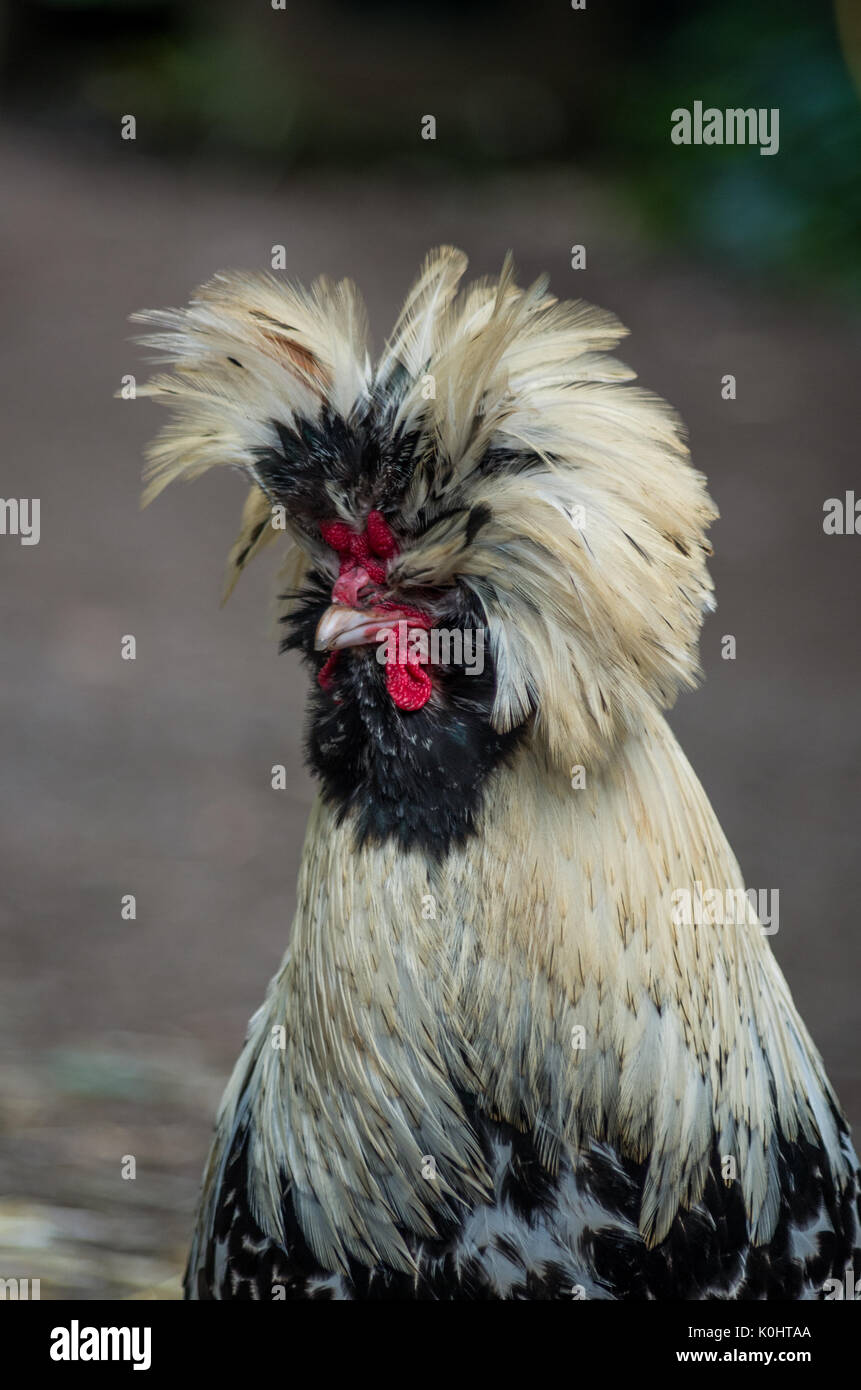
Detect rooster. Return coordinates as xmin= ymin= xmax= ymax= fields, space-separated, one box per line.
xmin=135 ymin=248 xmax=860 ymax=1300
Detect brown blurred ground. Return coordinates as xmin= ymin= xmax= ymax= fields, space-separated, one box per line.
xmin=0 ymin=130 xmax=858 ymax=1297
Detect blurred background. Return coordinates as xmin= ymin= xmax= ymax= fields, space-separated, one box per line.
xmin=0 ymin=0 xmax=859 ymax=1297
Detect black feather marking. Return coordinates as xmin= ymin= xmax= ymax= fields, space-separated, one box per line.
xmin=234 ymin=519 xmax=267 ymax=570
xmin=478 ymin=445 xmax=548 ymax=478
xmin=411 ymin=504 xmax=468 ymax=539
xmin=466 ymin=503 xmax=493 ymax=547
xmin=252 ymin=403 xmax=423 ymax=524
xmin=186 ymin=1105 xmax=861 ymax=1301
xmin=622 ymin=529 xmax=650 ymax=563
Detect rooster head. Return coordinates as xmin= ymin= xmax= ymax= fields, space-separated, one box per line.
xmin=134 ymin=248 xmax=716 ymax=852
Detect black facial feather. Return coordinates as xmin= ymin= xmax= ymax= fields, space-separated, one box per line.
xmin=252 ymin=400 xmax=424 ymax=522
xmin=281 ymin=579 xmax=526 ymax=856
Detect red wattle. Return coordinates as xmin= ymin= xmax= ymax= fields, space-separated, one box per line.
xmin=385 ymin=659 xmax=433 ymax=711
xmin=317 ymin=513 xmax=435 ymax=713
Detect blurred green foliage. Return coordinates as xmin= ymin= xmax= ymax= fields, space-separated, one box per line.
xmin=605 ymin=0 xmax=861 ymax=302
xmin=3 ymin=0 xmax=859 ymax=300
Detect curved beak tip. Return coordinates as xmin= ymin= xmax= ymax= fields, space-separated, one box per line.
xmin=314 ymin=605 xmax=384 ymax=652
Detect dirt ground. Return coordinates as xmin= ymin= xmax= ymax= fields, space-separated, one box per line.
xmin=0 ymin=129 xmax=859 ymax=1297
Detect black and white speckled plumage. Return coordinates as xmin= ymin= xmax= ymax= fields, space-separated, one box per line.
xmin=188 ymin=1101 xmax=860 ymax=1301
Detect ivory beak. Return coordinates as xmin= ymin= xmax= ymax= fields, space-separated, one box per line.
xmin=314 ymin=605 xmax=390 ymax=652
